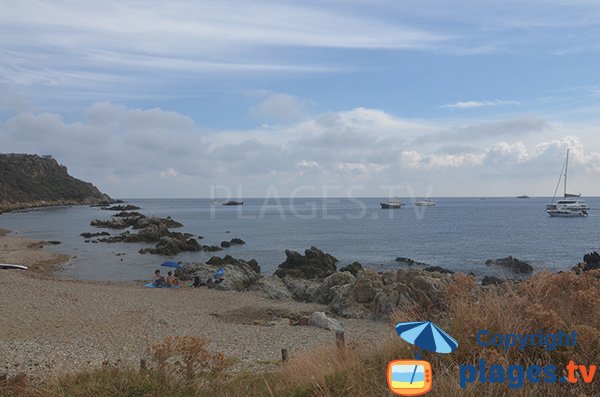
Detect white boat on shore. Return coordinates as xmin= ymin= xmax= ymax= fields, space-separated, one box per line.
xmin=546 ymin=149 xmax=588 ymax=217
xmin=414 ymin=198 xmax=435 ymax=206
xmin=0 ymin=264 xmax=28 ymax=270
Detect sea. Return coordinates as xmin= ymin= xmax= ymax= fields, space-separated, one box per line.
xmin=1 ymin=197 xmax=598 ymax=282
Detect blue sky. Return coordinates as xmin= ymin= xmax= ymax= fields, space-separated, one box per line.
xmin=1 ymin=0 xmax=600 ymax=197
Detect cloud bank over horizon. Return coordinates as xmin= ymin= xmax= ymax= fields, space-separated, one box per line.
xmin=2 ymin=101 xmax=599 ymax=198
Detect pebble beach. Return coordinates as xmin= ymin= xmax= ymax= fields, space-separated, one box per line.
xmin=0 ymin=230 xmax=390 ymax=378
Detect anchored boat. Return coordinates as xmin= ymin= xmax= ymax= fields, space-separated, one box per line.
xmin=545 ymin=149 xmax=588 ymax=217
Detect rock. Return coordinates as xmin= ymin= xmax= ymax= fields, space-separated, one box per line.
xmin=47 ymin=240 xmax=61 ymax=245
xmin=258 ymin=275 xmax=293 ymax=300
xmin=90 ymin=214 xmax=183 ymax=230
xmin=572 ymin=251 xmax=600 ymax=274
xmin=139 ymin=237 xmax=202 ymax=255
xmin=351 ymin=270 xmax=384 ymax=303
xmin=281 ymin=276 xmax=321 ymax=302
xmin=101 ymin=204 xmax=141 ymax=211
xmin=339 ymin=262 xmax=364 ymax=277
xmin=328 ymin=269 xmax=454 ymax=318
xmin=80 ymin=231 xmax=110 ymax=238
xmin=113 ymin=211 xmax=145 ymax=218
xmin=178 ymin=262 xmax=260 ymax=291
xmin=312 ymin=271 xmax=356 ymax=304
xmin=482 ymin=276 xmax=505 ymax=286
xmin=423 ymin=266 xmax=454 ymax=274
xmin=220 ymin=238 xmax=246 ymax=248
xmin=274 ymin=246 xmax=338 ymax=279
xmin=202 ymin=245 xmax=223 ymax=252
xmin=309 ymin=311 xmax=344 ymax=332
xmin=485 ymin=256 xmax=533 ymax=274
xmin=206 ymin=255 xmax=261 ymax=274
xmin=91 ymin=218 xmax=128 ymax=229
xmin=395 ymin=257 xmax=429 ymax=266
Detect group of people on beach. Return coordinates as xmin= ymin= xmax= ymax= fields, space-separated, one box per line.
xmin=152 ymin=269 xmax=180 ymax=288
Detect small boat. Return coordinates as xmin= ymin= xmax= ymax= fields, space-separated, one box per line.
xmin=380 ymin=198 xmax=404 ymax=209
xmin=414 ymin=198 xmax=435 ymax=206
xmin=222 ymin=201 xmax=244 ymax=206
xmin=517 ymin=194 xmax=530 ymax=199
xmin=0 ymin=264 xmax=28 ymax=270
xmin=546 ymin=149 xmax=588 ymax=217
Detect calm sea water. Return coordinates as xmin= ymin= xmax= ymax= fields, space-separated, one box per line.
xmin=1 ymin=197 xmax=598 ymax=281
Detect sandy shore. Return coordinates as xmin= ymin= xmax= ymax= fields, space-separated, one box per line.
xmin=0 ymin=231 xmax=390 ymax=378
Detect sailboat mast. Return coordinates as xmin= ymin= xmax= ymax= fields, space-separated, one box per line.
xmin=564 ymin=149 xmax=569 ymax=198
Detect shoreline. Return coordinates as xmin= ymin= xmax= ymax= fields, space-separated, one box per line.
xmin=0 ymin=231 xmax=390 ymax=379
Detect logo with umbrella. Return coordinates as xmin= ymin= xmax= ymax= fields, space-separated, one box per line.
xmin=387 ymin=321 xmax=458 ymax=396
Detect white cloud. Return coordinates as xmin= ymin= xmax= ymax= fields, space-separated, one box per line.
xmin=2 ymin=102 xmax=600 ymax=197
xmin=297 ymin=160 xmax=320 ymax=169
xmin=160 ymin=168 xmax=179 ymax=178
xmin=250 ymin=93 xmax=309 ymax=122
xmin=442 ymin=100 xmax=520 ymax=109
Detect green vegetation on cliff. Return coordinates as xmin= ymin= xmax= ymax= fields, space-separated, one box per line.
xmin=0 ymin=153 xmax=111 ymax=212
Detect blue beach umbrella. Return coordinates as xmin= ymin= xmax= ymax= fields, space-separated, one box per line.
xmin=395 ymin=321 xmax=458 ymax=355
xmin=213 ymin=268 xmax=225 ymax=278
xmin=161 ymin=261 xmax=182 ymax=269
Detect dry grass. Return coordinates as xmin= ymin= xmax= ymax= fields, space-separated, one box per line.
xmin=2 ymin=270 xmax=600 ymax=397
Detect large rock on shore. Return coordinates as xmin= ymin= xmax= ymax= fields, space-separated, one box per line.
xmin=257 ymin=275 xmax=293 ymax=300
xmin=327 ymin=269 xmax=454 ymax=319
xmin=572 ymin=251 xmax=600 ymax=274
xmin=485 ymin=256 xmax=533 ymax=274
xmin=274 ymin=246 xmax=338 ymax=279
xmin=207 ymin=255 xmax=260 ymax=274
xmin=178 ymin=256 xmax=261 ymax=291
xmin=312 ymin=271 xmax=356 ymax=304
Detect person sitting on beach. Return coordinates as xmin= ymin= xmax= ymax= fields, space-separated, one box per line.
xmin=166 ymin=271 xmax=180 ymax=287
xmin=153 ymin=269 xmax=166 ymax=287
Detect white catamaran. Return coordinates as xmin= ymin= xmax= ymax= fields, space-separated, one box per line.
xmin=545 ymin=149 xmax=588 ymax=217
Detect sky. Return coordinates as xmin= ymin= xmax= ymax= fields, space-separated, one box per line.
xmin=1 ymin=0 xmax=600 ymax=198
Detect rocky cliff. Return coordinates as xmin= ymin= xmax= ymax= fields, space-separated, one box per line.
xmin=0 ymin=154 xmax=112 ymax=212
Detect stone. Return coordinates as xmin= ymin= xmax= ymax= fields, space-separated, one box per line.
xmin=258 ymin=275 xmax=293 ymax=300
xmin=80 ymin=231 xmax=110 ymax=238
xmin=309 ymin=311 xmax=344 ymax=332
xmin=312 ymin=271 xmax=356 ymax=304
xmin=339 ymin=262 xmax=364 ymax=277
xmin=423 ymin=266 xmax=454 ymax=274
xmin=351 ymin=270 xmax=384 ymax=303
xmin=139 ymin=237 xmax=202 ymax=255
xmin=572 ymin=251 xmax=600 ymax=274
xmin=395 ymin=257 xmax=430 ymax=266
xmin=206 ymin=255 xmax=260 ymax=274
xmin=274 ymin=246 xmax=338 ymax=279
xmin=485 ymin=256 xmax=533 ymax=274
xmin=281 ymin=276 xmax=321 ymax=302
xmin=177 ymin=262 xmax=260 ymax=292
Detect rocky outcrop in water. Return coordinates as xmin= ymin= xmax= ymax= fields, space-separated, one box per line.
xmin=485 ymin=256 xmax=533 ymax=274
xmin=90 ymin=213 xmax=183 ymax=230
xmin=274 ymin=246 xmax=338 ymax=279
xmin=220 ymin=238 xmax=246 ymax=248
xmin=0 ymin=153 xmax=112 ymax=212
xmin=101 ymin=204 xmax=141 ymax=211
xmin=572 ymin=251 xmax=600 ymax=274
